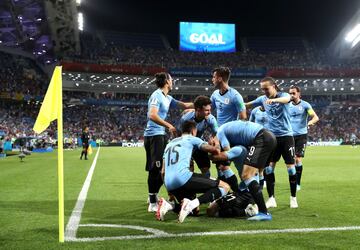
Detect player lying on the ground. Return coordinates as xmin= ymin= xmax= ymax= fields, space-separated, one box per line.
xmin=210 ymin=120 xmax=276 ymax=221
xmin=157 ymin=120 xmax=230 ymax=223
xmin=206 ymin=191 xmax=259 ymax=218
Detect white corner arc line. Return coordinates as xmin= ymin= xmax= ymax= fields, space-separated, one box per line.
xmin=67 ymin=225 xmax=360 ymax=242
xmin=79 ymin=224 xmax=170 ymax=236
xmin=65 ymin=146 xmax=101 ymax=241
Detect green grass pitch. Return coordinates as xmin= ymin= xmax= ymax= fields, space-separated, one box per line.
xmin=1 ymin=146 xmax=360 ymax=249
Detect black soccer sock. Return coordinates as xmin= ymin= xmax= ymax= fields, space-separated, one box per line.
xmin=265 ymin=173 xmax=275 ymax=197
xmin=84 ymin=151 xmax=88 ymax=159
xmin=259 ymin=175 xmax=265 ymax=190
xmin=148 ymin=170 xmax=163 ymax=203
xmin=198 ymin=187 xmax=222 ymax=204
xmin=289 ymin=174 xmax=297 ymax=197
xmin=296 ymin=165 xmax=303 ymax=186
xmin=222 ymin=169 xmax=238 ymax=192
xmin=226 ymin=175 xmax=239 ymax=192
xmin=80 ymin=151 xmax=84 ymax=158
xmin=247 ymin=180 xmax=267 ymax=214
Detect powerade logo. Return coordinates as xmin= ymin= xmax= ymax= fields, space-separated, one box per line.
xmin=180 ymin=22 xmax=235 ymax=52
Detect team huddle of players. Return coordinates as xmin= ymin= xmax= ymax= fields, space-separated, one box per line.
xmin=144 ymin=67 xmax=319 ymax=223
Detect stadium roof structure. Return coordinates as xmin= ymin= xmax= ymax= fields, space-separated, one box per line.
xmin=62 ymin=72 xmax=360 ymax=96
xmin=0 ymin=0 xmax=54 ymax=63
xmin=0 ymin=0 xmax=80 ymax=64
xmin=331 ymin=9 xmax=360 ymax=59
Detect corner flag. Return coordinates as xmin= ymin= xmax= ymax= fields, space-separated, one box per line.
xmin=33 ymin=66 xmax=65 ymax=243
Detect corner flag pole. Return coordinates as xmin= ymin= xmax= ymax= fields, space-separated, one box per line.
xmin=32 ymin=66 xmax=64 ymax=242
xmin=57 ymin=70 xmax=64 ymax=243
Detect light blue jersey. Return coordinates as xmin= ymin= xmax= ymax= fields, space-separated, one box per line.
xmin=249 ymin=106 xmax=269 ymax=129
xmin=289 ymin=100 xmax=314 ymax=136
xmin=163 ymin=135 xmax=206 ymax=191
xmin=178 ymin=110 xmax=218 ymax=140
xmin=216 ymin=120 xmax=263 ymax=148
xmin=211 ymin=87 xmax=245 ymax=126
xmin=144 ymin=89 xmax=179 ymax=137
xmin=251 ymin=92 xmax=293 ymax=137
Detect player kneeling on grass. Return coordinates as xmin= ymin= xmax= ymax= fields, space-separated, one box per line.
xmin=206 ymin=191 xmax=259 ymax=218
xmin=210 ymin=120 xmax=276 ymax=221
xmin=157 ymin=120 xmax=230 ymax=223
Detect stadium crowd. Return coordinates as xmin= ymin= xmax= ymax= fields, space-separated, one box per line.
xmin=0 ymin=50 xmax=359 ymax=148
xmin=0 ymin=93 xmax=359 ymax=147
xmin=64 ymin=41 xmax=360 ymax=70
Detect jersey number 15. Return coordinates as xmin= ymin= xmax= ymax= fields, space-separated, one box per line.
xmin=165 ymin=144 xmax=181 ymax=166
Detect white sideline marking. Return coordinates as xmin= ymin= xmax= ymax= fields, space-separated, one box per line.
xmin=64 ymin=147 xmax=101 ymax=241
xmin=67 ymin=224 xmax=360 ymax=242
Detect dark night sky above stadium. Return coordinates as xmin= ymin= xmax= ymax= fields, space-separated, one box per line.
xmin=83 ymin=0 xmax=360 ymax=48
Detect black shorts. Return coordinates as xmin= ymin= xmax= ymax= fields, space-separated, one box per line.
xmin=82 ymin=143 xmax=89 ymax=150
xmin=271 ymin=135 xmax=295 ymax=165
xmin=217 ymin=191 xmax=254 ymax=218
xmin=144 ymin=135 xmax=166 ymax=171
xmin=192 ymin=149 xmax=211 ymax=170
xmin=244 ymin=129 xmax=277 ymax=169
xmin=294 ymin=134 xmax=307 ymax=158
xmin=169 ymin=173 xmax=219 ymax=202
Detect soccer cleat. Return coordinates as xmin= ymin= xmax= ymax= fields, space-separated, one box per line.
xmin=290 ymin=196 xmax=298 ymax=208
xmin=245 ymin=203 xmax=259 ymax=217
xmin=266 ymin=196 xmax=277 ymax=208
xmin=247 ymin=212 xmax=272 ymax=221
xmin=148 ymin=202 xmax=158 ymax=213
xmin=156 ymin=198 xmax=173 ymax=221
xmin=178 ymin=198 xmax=192 ymax=223
xmin=297 ymin=185 xmax=301 ymax=191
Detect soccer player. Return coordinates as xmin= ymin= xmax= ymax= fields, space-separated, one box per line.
xmin=144 ymin=72 xmax=193 ymax=212
xmin=206 ymin=192 xmax=258 ymax=218
xmin=249 ymin=106 xmax=269 ymax=189
xmin=246 ymin=77 xmax=298 ymax=208
xmin=158 ymin=120 xmax=230 ymax=223
xmin=288 ymin=85 xmax=319 ymax=190
xmin=80 ymin=126 xmax=90 ymax=160
xmin=178 ymin=95 xmax=218 ymax=176
xmin=210 ymin=120 xmax=276 ymax=221
xmin=350 ymin=132 xmax=358 ymax=148
xmin=210 ymin=66 xmax=246 ymax=191
xmin=249 ymin=106 xmax=269 ymax=129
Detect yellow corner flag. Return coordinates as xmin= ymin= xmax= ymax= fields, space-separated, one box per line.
xmin=87 ymin=144 xmax=93 ymax=155
xmin=33 ymin=66 xmax=65 ymax=243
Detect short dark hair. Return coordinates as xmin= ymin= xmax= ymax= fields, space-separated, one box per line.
xmin=260 ymin=76 xmax=280 ymax=91
xmin=182 ymin=120 xmax=197 ymax=134
xmin=194 ymin=95 xmax=211 ymax=110
xmin=154 ymin=72 xmax=170 ymax=88
xmin=289 ymin=85 xmax=301 ymax=93
xmin=212 ymin=67 xmax=231 ymax=82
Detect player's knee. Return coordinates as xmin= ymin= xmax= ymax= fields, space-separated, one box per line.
xmin=287 ymin=166 xmax=296 ymax=176
xmin=218 ymin=180 xmax=230 ymax=193
xmin=241 ymin=165 xmax=256 ymax=181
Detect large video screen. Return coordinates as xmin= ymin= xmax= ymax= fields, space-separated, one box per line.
xmin=179 ymin=22 xmax=236 ymax=52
